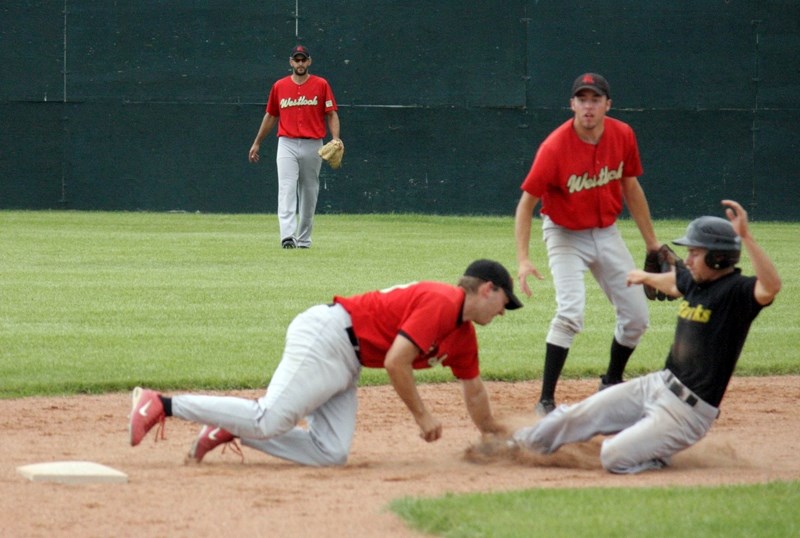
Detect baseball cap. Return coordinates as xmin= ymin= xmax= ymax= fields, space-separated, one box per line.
xmin=571 ymin=73 xmax=610 ymax=98
xmin=291 ymin=45 xmax=310 ymax=58
xmin=464 ymin=259 xmax=524 ymax=310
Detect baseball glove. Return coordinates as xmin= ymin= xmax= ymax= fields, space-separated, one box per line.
xmin=318 ymin=139 xmax=344 ymax=169
xmin=643 ymin=244 xmax=684 ymax=301
xmin=657 ymin=244 xmax=685 ymax=271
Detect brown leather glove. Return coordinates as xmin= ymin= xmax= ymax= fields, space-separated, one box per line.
xmin=643 ymin=245 xmax=684 ymax=301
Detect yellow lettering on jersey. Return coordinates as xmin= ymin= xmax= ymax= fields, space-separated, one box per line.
xmin=677 ymin=300 xmax=712 ymax=323
xmin=567 ymin=161 xmax=624 ymax=193
xmin=280 ymin=96 xmax=319 ymax=108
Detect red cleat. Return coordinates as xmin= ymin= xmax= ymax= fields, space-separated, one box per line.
xmin=129 ymin=387 xmax=166 ymax=446
xmin=187 ymin=425 xmax=241 ymax=463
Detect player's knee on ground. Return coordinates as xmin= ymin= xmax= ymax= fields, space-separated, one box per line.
xmin=317 ymin=448 xmax=348 ymax=466
xmin=599 ymin=442 xmax=632 ymax=473
xmin=600 ymin=440 xmax=664 ymax=474
xmin=311 ymin=436 xmax=350 ymax=466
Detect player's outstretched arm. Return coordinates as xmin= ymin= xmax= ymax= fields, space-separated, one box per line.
xmin=627 ymin=269 xmax=680 ymax=298
xmin=722 ymin=200 xmax=782 ymax=305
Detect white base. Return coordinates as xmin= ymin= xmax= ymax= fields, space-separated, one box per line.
xmin=17 ymin=461 xmax=128 ymax=484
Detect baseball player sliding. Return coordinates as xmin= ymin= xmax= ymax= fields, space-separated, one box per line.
xmin=129 ymin=260 xmax=522 ymax=466
xmin=511 ymin=200 xmax=781 ymax=473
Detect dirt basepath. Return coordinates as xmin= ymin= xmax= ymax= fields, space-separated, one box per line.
xmin=2 ymin=377 xmax=799 ymax=537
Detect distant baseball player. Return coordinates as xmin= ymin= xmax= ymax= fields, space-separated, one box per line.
xmin=248 ymin=45 xmax=342 ymax=249
xmin=129 ymin=260 xmax=523 ymax=466
xmin=514 ymin=72 xmax=664 ymax=416
xmin=511 ymin=200 xmax=781 ymax=473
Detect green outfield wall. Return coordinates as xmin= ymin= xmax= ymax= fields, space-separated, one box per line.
xmin=1 ymin=1 xmax=798 ymax=219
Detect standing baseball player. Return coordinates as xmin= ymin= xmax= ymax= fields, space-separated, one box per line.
xmin=511 ymin=200 xmax=781 ymax=473
xmin=515 ymin=72 xmax=663 ymax=416
xmin=248 ymin=45 xmax=342 ymax=249
xmin=129 ymin=259 xmax=523 ymax=466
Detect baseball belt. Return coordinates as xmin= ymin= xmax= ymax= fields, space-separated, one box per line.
xmin=328 ymin=303 xmax=361 ymax=359
xmin=665 ymin=371 xmax=699 ymax=406
xmin=345 ymin=326 xmax=360 ymax=359
xmin=664 ymin=371 xmax=720 ymax=419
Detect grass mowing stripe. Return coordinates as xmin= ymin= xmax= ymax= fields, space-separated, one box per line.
xmin=1 ymin=211 xmax=797 ymax=397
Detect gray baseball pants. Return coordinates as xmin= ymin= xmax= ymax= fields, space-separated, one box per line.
xmin=513 ymin=370 xmax=719 ymax=473
xmin=276 ymin=137 xmax=323 ymax=247
xmin=542 ymin=216 xmax=649 ymax=349
xmin=172 ymin=303 xmax=362 ymax=466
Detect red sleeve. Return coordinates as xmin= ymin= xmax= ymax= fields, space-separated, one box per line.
xmin=322 ymin=79 xmax=337 ymax=112
xmin=520 ymin=119 xmax=571 ymax=197
xmin=265 ymin=79 xmax=281 ymax=116
xmin=520 ymin=142 xmax=558 ymax=198
xmin=622 ymin=124 xmax=643 ymax=178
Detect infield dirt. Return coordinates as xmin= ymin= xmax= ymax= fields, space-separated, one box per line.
xmin=2 ymin=376 xmax=798 ymax=537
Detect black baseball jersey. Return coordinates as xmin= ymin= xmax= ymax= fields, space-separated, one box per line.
xmin=664 ymin=266 xmax=765 ymax=407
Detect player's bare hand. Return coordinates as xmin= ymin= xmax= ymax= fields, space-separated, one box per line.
xmin=248 ymin=144 xmax=261 ymax=164
xmin=626 ymin=269 xmax=648 ymax=287
xmin=417 ymin=414 xmax=443 ymax=443
xmin=517 ymin=260 xmax=544 ymax=297
xmin=482 ymin=421 xmax=511 ymax=438
xmin=722 ymin=200 xmax=749 ymax=239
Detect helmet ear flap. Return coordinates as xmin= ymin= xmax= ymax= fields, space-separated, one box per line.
xmin=705 ymin=251 xmax=739 ymax=270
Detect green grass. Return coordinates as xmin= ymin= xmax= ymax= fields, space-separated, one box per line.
xmin=390 ymin=481 xmax=800 ymax=538
xmin=1 ymin=210 xmax=797 ymax=537
xmin=0 ymin=211 xmax=797 ymax=397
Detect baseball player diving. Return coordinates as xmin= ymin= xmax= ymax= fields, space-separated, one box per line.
xmin=510 ymin=200 xmax=781 ymax=473
xmin=129 ymin=260 xmax=522 ymax=466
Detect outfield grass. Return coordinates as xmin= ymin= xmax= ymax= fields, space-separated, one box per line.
xmin=0 ymin=210 xmax=797 ymax=397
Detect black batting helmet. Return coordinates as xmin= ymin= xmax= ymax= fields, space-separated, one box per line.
xmin=672 ymin=216 xmax=741 ymax=269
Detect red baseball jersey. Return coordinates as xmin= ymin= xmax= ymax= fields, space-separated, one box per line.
xmin=265 ymin=74 xmax=337 ymax=139
xmin=333 ymin=282 xmax=480 ymax=380
xmin=520 ymin=117 xmax=643 ymax=230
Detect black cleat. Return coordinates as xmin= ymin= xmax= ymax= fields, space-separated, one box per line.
xmin=535 ymin=399 xmax=556 ymax=417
